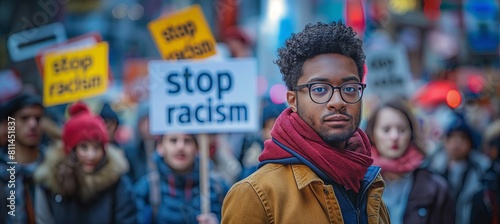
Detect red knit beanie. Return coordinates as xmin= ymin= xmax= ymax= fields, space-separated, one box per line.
xmin=62 ymin=102 xmax=109 ymax=154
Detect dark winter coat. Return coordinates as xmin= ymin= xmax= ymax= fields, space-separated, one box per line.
xmin=33 ymin=142 xmax=137 ymax=224
xmin=403 ymin=168 xmax=456 ymax=224
xmin=428 ymin=149 xmax=491 ymax=224
xmin=470 ymin=162 xmax=500 ymax=224
xmin=125 ymin=140 xmax=152 ymax=183
xmin=0 ymin=145 xmax=45 ymax=224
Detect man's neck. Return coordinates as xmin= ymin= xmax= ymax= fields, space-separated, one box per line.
xmin=14 ymin=144 xmax=40 ymax=164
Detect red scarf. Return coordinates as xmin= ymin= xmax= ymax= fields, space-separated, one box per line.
xmin=371 ymin=144 xmax=424 ymax=175
xmin=259 ymin=108 xmax=373 ymax=193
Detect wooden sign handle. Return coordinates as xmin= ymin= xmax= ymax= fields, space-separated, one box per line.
xmin=199 ymin=133 xmax=210 ymax=214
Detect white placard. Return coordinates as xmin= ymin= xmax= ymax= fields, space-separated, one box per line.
xmin=149 ymin=58 xmax=258 ymax=134
xmin=365 ymin=43 xmax=414 ymax=98
xmin=7 ymin=22 xmax=66 ymax=62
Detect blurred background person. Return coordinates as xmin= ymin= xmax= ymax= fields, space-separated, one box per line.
xmin=428 ymin=112 xmax=491 ymax=224
xmin=470 ymin=119 xmax=500 ymax=224
xmin=0 ymin=92 xmax=45 ymax=224
xmin=207 ymin=133 xmax=241 ymax=185
xmin=134 ymin=133 xmax=228 ymax=224
xmin=365 ymin=98 xmax=455 ymax=224
xmin=239 ymin=102 xmax=286 ymax=179
xmin=98 ymin=101 xmax=133 ymax=173
xmin=34 ymin=102 xmax=136 ymax=223
xmin=126 ymin=102 xmax=159 ymax=183
xmin=100 ymin=102 xmax=122 ymax=148
xmin=219 ymin=26 xmax=255 ymax=159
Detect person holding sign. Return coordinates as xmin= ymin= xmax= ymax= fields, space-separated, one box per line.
xmin=134 ymin=133 xmax=229 ymax=224
xmin=222 ymin=21 xmax=390 ymax=223
xmin=33 ymin=102 xmax=136 ymax=224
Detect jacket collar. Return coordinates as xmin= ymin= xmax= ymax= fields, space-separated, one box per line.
xmin=290 ymin=164 xmax=384 ymax=191
xmin=291 ymin=164 xmax=323 ymax=189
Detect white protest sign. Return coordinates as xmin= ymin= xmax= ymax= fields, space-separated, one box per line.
xmin=7 ymin=22 xmax=66 ymax=62
xmin=365 ymin=43 xmax=414 ymax=98
xmin=149 ymin=58 xmax=258 ymax=134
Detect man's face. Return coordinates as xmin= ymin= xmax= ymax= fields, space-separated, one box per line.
xmin=75 ymin=141 xmax=105 ymax=173
xmin=445 ymin=131 xmax=472 ymax=161
xmin=287 ymin=54 xmax=362 ymax=149
xmin=157 ymin=134 xmax=198 ymax=173
xmin=13 ymin=105 xmax=44 ymax=148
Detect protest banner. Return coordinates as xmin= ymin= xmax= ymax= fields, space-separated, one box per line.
xmin=148 ymin=4 xmax=217 ymax=60
xmin=365 ymin=43 xmax=414 ymax=98
xmin=7 ymin=22 xmax=66 ymax=62
xmin=36 ymin=32 xmax=103 ymax=77
xmin=42 ymin=42 xmax=109 ymax=106
xmin=149 ymin=58 xmax=258 ymax=214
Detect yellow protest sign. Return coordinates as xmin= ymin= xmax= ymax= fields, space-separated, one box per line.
xmin=43 ymin=42 xmax=109 ymax=106
xmin=148 ymin=4 xmax=217 ymax=60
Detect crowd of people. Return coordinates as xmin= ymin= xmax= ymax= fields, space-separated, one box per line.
xmin=1 ymin=21 xmax=499 ymax=224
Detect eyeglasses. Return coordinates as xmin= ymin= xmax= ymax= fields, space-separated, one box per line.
xmin=292 ymin=82 xmax=366 ymax=104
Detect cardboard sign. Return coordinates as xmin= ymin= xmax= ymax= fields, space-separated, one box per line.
xmin=148 ymin=4 xmax=217 ymax=60
xmin=36 ymin=33 xmax=102 ymax=77
xmin=149 ymin=58 xmax=258 ymax=134
xmin=43 ymin=42 xmax=109 ymax=106
xmin=364 ymin=43 xmax=414 ymax=98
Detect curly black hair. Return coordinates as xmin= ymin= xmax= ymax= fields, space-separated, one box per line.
xmin=275 ymin=21 xmax=366 ymax=90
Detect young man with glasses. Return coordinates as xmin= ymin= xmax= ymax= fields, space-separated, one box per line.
xmin=222 ymin=22 xmax=390 ymax=224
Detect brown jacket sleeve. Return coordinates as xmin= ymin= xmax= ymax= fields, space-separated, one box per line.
xmin=221 ymin=182 xmax=269 ymax=224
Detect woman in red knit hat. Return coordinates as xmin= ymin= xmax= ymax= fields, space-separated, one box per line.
xmin=33 ymin=102 xmax=136 ymax=223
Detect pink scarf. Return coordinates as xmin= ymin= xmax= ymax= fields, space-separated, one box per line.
xmin=259 ymin=108 xmax=373 ymax=193
xmin=371 ymin=144 xmax=424 ymax=175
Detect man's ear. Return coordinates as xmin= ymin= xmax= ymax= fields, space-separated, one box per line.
xmin=287 ymin=90 xmax=297 ymax=112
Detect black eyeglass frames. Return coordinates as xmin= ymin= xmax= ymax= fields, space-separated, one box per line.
xmin=292 ymin=82 xmax=366 ymax=104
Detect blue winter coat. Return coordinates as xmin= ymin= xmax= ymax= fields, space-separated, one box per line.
xmin=0 ymin=145 xmax=45 ymax=224
xmin=135 ymin=153 xmax=229 ymax=224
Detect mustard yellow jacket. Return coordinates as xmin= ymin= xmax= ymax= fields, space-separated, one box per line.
xmin=222 ymin=163 xmax=390 ymax=224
